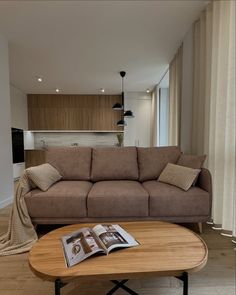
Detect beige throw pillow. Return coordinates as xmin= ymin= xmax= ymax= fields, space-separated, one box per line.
xmin=158 ymin=163 xmax=201 ymax=191
xmin=26 ymin=163 xmax=62 ymax=191
xmin=177 ymin=154 xmax=206 ymax=186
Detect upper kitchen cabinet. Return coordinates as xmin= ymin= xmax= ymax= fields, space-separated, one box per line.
xmin=27 ymin=94 xmax=123 ymax=131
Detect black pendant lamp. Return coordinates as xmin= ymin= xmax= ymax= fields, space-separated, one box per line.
xmin=124 ymin=110 xmax=134 ymax=118
xmin=112 ymin=71 xmax=126 ymax=111
xmin=112 ymin=71 xmax=134 ymax=126
xmin=112 ymin=102 xmax=123 ymax=110
xmin=117 ymin=119 xmax=127 ymax=126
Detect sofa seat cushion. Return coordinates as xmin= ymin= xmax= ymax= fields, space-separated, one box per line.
xmin=142 ymin=181 xmax=210 ymax=217
xmin=87 ymin=181 xmax=149 ymax=218
xmin=91 ymin=147 xmax=139 ymax=181
xmin=25 ymin=181 xmax=93 ymax=218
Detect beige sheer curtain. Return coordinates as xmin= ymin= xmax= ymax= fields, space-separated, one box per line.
xmin=191 ymin=8 xmax=212 ymax=155
xmin=168 ymin=45 xmax=183 ymax=146
xmin=192 ymin=1 xmax=236 ymax=238
xmin=151 ymin=85 xmax=159 ymax=147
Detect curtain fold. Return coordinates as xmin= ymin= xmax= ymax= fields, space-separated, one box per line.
xmin=168 ymin=45 xmax=183 ymax=146
xmin=151 ymin=85 xmax=159 ymax=147
xmin=192 ymin=0 xmax=236 ymax=238
xmin=192 ymin=11 xmax=207 ymax=155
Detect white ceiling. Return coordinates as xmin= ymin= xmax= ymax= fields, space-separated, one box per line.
xmin=0 ymin=1 xmax=207 ymax=94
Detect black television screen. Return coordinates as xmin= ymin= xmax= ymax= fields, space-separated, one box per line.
xmin=11 ymin=128 xmax=24 ymax=163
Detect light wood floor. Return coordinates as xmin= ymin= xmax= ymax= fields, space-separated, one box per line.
xmin=0 ymin=206 xmax=235 ymax=295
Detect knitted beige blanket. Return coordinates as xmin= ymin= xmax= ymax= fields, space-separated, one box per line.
xmin=0 ymin=171 xmax=38 ymax=256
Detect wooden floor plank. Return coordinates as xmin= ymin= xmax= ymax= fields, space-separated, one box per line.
xmin=0 ymin=205 xmax=235 ymax=295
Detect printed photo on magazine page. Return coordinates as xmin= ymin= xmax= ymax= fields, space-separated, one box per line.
xmin=61 ymin=224 xmax=139 ymax=267
xmin=92 ymin=224 xmax=139 ymax=253
xmin=61 ymin=228 xmax=104 ymax=267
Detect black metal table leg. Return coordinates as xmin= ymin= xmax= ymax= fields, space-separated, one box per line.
xmin=176 ymin=272 xmax=188 ymax=295
xmin=55 ymin=279 xmax=67 ymax=295
xmin=106 ymin=280 xmax=139 ymax=295
xmin=54 ymin=275 xmax=188 ymax=295
xmin=183 ymin=272 xmax=188 ymax=295
xmin=106 ymin=280 xmax=128 ymax=295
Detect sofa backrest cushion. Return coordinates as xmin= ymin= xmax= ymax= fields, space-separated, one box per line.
xmin=177 ymin=154 xmax=206 ymax=169
xmin=91 ymin=147 xmax=139 ymax=181
xmin=137 ymin=146 xmax=181 ymax=181
xmin=46 ymin=147 xmax=92 ymax=180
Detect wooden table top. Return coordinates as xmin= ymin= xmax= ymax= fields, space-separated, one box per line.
xmin=29 ymin=221 xmax=208 ymax=282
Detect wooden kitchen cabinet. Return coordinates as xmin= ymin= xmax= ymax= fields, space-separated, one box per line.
xmin=25 ymin=150 xmax=46 ymax=168
xmin=27 ymin=94 xmax=123 ymax=131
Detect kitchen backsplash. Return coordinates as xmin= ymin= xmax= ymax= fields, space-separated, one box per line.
xmin=34 ymin=132 xmax=119 ymax=149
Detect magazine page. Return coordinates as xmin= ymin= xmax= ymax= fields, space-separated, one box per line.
xmin=93 ymin=224 xmax=139 ymax=253
xmin=61 ymin=227 xmax=105 ymax=267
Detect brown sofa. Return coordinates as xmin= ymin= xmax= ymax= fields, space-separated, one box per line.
xmin=24 ymin=146 xmax=212 ymax=227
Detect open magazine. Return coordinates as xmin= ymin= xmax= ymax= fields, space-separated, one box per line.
xmin=61 ymin=224 xmax=139 ymax=267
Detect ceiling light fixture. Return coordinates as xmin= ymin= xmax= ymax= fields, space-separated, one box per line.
xmin=146 ymin=89 xmax=150 ymax=93
xmin=36 ymin=77 xmax=43 ymax=82
xmin=100 ymin=88 xmax=105 ymax=93
xmin=112 ymin=71 xmax=134 ymax=126
xmin=55 ymin=88 xmax=60 ymax=93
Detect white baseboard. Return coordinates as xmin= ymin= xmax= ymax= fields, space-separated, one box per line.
xmin=0 ymin=196 xmax=13 ymax=209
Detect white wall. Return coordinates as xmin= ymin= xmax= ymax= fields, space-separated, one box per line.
xmin=0 ymin=34 xmax=14 ymax=208
xmin=10 ymin=84 xmax=28 ymax=179
xmin=124 ymin=92 xmax=152 ymax=147
xmin=181 ymin=27 xmax=194 ymax=153
xmin=10 ymin=84 xmax=28 ymax=130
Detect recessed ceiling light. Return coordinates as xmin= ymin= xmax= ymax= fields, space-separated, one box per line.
xmin=100 ymin=88 xmax=105 ymax=93
xmin=146 ymin=89 xmax=150 ymax=93
xmin=37 ymin=77 xmax=43 ymax=82
xmin=55 ymin=88 xmax=60 ymax=93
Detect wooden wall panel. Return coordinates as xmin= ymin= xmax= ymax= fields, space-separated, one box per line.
xmin=25 ymin=150 xmax=46 ymax=168
xmin=27 ymin=94 xmax=123 ymax=130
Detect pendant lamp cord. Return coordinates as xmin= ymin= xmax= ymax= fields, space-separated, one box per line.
xmin=121 ymin=76 xmax=124 ymax=120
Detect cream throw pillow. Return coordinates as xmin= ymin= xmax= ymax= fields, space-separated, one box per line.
xmin=26 ymin=163 xmax=62 ymax=191
xmin=158 ymin=163 xmax=201 ymax=191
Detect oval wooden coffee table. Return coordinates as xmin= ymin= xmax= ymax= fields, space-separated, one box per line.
xmin=29 ymin=221 xmax=208 ymax=295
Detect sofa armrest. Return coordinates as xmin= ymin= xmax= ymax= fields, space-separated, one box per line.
xmin=197 ymin=168 xmax=212 ymax=220
xmin=197 ymin=168 xmax=212 ymax=195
